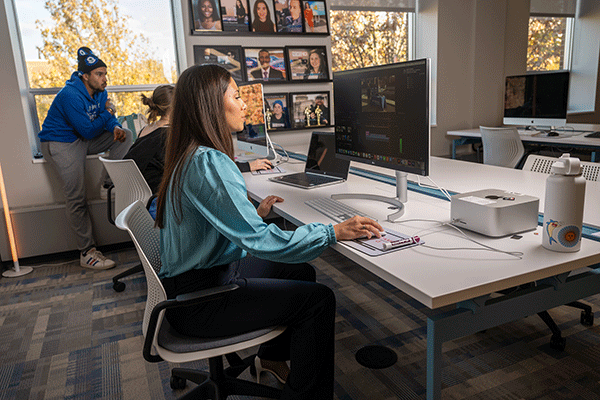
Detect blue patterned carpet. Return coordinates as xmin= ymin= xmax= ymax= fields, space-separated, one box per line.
xmin=2 ymin=246 xmax=600 ymax=399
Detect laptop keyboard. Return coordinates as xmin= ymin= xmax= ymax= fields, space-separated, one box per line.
xmin=305 ymin=197 xmax=376 ymax=223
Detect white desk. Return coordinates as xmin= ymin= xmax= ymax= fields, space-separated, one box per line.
xmin=447 ymin=127 xmax=600 ymax=161
xmin=244 ymin=156 xmax=600 ymax=399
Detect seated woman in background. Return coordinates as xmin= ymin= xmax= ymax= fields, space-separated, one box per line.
xmin=154 ymin=64 xmax=382 ymax=399
xmin=125 ymin=85 xmax=272 ymax=196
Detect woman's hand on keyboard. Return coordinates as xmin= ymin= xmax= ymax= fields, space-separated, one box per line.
xmin=333 ymin=216 xmax=383 ymax=241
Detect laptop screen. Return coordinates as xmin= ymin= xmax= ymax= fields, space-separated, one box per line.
xmin=305 ymin=132 xmax=349 ymax=178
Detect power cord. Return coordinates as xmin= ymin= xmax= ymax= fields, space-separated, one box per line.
xmin=393 ymin=218 xmax=524 ymax=259
xmin=416 ymin=176 xmax=452 ymax=201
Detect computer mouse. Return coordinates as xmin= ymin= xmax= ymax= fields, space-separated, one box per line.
xmin=547 ymin=132 xmax=559 ymax=137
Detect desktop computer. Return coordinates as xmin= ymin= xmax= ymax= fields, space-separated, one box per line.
xmin=332 ymin=58 xmax=431 ymax=221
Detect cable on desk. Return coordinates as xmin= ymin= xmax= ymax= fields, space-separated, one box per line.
xmin=416 ymin=176 xmax=452 ymax=201
xmin=392 ymin=218 xmax=524 ymax=259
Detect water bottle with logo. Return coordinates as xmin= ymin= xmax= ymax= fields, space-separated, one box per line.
xmin=542 ymin=153 xmax=586 ymax=252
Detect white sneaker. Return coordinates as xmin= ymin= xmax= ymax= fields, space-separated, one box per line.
xmin=80 ymin=248 xmax=116 ymax=270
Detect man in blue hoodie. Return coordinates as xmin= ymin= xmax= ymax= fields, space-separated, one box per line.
xmin=39 ymin=47 xmax=133 ymax=270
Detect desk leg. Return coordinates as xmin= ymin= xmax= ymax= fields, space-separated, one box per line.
xmin=424 ymin=267 xmax=600 ymax=400
xmin=426 ymin=318 xmax=443 ymax=400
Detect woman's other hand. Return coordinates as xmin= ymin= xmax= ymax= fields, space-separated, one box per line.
xmin=257 ymin=195 xmax=284 ymax=218
xmin=249 ymin=158 xmax=273 ymax=171
xmin=333 ymin=216 xmax=383 ymax=241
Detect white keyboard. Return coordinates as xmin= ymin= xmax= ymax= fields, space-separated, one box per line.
xmin=305 ymin=197 xmax=376 ymax=223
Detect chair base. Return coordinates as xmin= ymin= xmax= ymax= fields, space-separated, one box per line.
xmin=171 ymin=354 xmax=282 ymax=400
xmin=112 ymin=263 xmax=143 ymax=292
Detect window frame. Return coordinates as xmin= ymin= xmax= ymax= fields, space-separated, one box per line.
xmin=6 ymin=0 xmax=185 ymax=159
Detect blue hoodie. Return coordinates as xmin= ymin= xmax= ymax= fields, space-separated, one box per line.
xmin=38 ymin=71 xmax=121 ymax=143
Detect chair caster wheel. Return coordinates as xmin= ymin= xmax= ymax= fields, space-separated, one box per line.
xmin=113 ymin=281 xmax=126 ymax=292
xmin=170 ymin=375 xmax=186 ymax=390
xmin=580 ymin=311 xmax=594 ymax=327
xmin=549 ymin=334 xmax=566 ymax=351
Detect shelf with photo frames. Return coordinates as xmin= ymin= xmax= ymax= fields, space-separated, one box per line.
xmin=263 ymin=91 xmax=331 ymax=132
xmin=188 ymin=0 xmax=333 ymax=134
xmin=193 ymin=45 xmax=331 ymax=84
xmin=190 ymin=0 xmax=329 ymax=35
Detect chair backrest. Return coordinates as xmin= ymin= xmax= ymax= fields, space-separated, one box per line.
xmin=523 ymin=154 xmax=600 ymax=181
xmin=115 ymin=200 xmax=164 ymax=338
xmin=99 ymin=157 xmax=153 ymax=217
xmin=479 ymin=126 xmax=526 ymax=168
xmin=117 ymin=113 xmax=146 ymax=141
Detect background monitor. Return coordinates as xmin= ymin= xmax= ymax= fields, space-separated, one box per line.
xmin=236 ymin=82 xmax=275 ymax=159
xmin=503 ymin=70 xmax=570 ymax=127
xmin=333 ymin=58 xmax=431 ymax=220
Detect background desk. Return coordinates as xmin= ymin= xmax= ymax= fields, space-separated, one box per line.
xmin=447 ymin=127 xmax=600 ymax=161
xmin=244 ymin=157 xmax=600 ymax=399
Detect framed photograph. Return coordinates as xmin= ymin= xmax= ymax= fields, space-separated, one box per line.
xmin=193 ymin=46 xmax=245 ymax=82
xmin=286 ymin=46 xmax=329 ymax=81
xmin=245 ymin=47 xmax=287 ymax=82
xmin=264 ymin=93 xmax=291 ymax=130
xmin=302 ymin=1 xmax=328 ymax=33
xmin=191 ymin=0 xmax=224 ymax=32
xmin=275 ymin=0 xmax=304 ymax=33
xmin=290 ymin=92 xmax=330 ymax=128
xmin=221 ymin=0 xmax=250 ymax=32
xmin=249 ymin=0 xmax=277 ymax=32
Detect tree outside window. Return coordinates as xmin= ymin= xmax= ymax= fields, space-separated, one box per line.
xmin=15 ymin=0 xmax=177 ymax=131
xmin=527 ymin=16 xmax=571 ymax=71
xmin=329 ymin=10 xmax=410 ymax=72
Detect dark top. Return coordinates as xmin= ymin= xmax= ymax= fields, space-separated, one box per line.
xmin=124 ymin=126 xmax=251 ymax=192
xmin=124 ymin=127 xmax=167 ymax=193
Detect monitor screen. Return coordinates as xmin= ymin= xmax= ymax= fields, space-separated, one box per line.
xmin=236 ymin=82 xmax=274 ymax=158
xmin=503 ymin=70 xmax=570 ymax=127
xmin=333 ymin=59 xmax=430 ymax=177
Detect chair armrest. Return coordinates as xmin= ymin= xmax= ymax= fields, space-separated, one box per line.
xmin=106 ymin=184 xmax=115 ymax=225
xmin=143 ymin=283 xmax=240 ymax=362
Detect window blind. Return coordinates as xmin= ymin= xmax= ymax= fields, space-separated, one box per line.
xmin=329 ymin=0 xmax=415 ymax=13
xmin=530 ymin=0 xmax=576 ymax=17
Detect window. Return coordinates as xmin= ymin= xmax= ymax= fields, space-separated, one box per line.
xmin=527 ymin=0 xmax=576 ymax=72
xmin=329 ymin=1 xmax=415 ymax=72
xmin=527 ymin=16 xmax=573 ymax=71
xmin=10 ymin=0 xmax=179 ymax=157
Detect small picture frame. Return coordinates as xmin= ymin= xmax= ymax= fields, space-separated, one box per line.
xmin=221 ymin=0 xmax=251 ymax=32
xmin=245 ymin=47 xmax=287 ymax=82
xmin=302 ymin=1 xmax=328 ymax=33
xmin=193 ymin=46 xmax=245 ymax=82
xmin=264 ymin=93 xmax=291 ymax=130
xmin=286 ymin=46 xmax=329 ymax=81
xmin=275 ymin=0 xmax=304 ymax=33
xmin=290 ymin=91 xmax=330 ymax=128
xmin=191 ymin=0 xmax=224 ymax=32
xmin=249 ymin=0 xmax=277 ymax=32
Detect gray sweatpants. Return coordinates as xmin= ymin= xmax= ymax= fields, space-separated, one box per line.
xmin=41 ymin=129 xmax=133 ymax=251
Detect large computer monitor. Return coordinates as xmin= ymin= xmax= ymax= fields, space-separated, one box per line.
xmin=236 ymin=82 xmax=275 ymax=159
xmin=503 ymin=70 xmax=570 ymax=128
xmin=333 ymin=58 xmax=431 ymax=221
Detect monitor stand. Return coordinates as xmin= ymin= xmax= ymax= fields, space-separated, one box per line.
xmin=331 ymin=171 xmax=408 ymax=222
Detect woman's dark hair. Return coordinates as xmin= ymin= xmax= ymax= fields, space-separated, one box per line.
xmin=252 ymin=0 xmax=274 ymax=31
xmin=140 ymin=85 xmax=174 ymax=124
xmin=155 ymin=64 xmax=233 ymax=228
xmin=304 ymin=49 xmax=326 ymax=75
xmin=198 ymin=0 xmax=219 ymax=22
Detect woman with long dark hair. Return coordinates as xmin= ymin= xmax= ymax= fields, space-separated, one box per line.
xmin=155 ymin=64 xmax=382 ymax=399
xmin=195 ymin=0 xmax=222 ymax=30
xmin=303 ymin=49 xmax=327 ymax=80
xmin=251 ymin=0 xmax=275 ymax=32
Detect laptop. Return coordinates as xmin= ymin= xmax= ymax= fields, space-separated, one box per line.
xmin=269 ymin=131 xmax=350 ymax=189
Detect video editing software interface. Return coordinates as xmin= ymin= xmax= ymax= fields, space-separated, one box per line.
xmin=333 ymin=59 xmax=430 ymax=176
